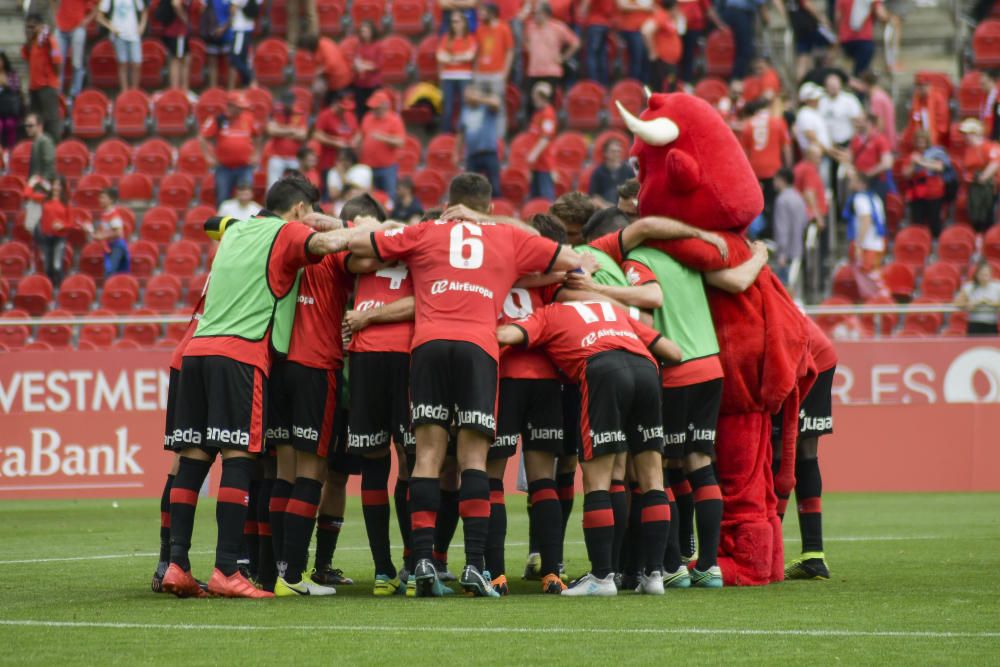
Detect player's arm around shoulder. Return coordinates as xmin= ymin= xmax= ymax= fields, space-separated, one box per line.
xmin=705 ymin=240 xmax=769 ymax=294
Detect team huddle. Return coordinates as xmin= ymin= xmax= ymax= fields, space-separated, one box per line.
xmin=152 ymin=169 xmax=837 ymax=600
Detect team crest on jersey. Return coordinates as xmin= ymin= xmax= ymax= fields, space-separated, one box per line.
xmin=626 ymin=266 xmax=640 ymax=286
xmin=383 ymin=227 xmax=406 ymax=237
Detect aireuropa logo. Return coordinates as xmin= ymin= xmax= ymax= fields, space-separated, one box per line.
xmin=943 ymin=347 xmax=1000 ymax=403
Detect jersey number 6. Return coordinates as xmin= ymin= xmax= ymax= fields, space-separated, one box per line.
xmin=449 ymin=222 xmax=484 ymax=270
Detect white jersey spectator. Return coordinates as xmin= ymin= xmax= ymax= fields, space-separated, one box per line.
xmin=818 ymin=73 xmax=863 ymax=146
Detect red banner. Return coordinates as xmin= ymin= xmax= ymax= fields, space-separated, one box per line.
xmin=2 ymin=339 xmax=999 ymax=499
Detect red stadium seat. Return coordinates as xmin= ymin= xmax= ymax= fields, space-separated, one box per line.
xmin=13 ymin=274 xmax=53 ymax=316
xmin=609 ymin=79 xmax=645 ymax=131
xmin=338 ymin=35 xmax=360 ymax=66
xmin=565 ymin=81 xmax=606 ymax=131
xmin=140 ymin=39 xmax=168 ymax=89
xmin=79 ymin=242 xmax=106 ymax=281
xmin=268 ymin=0 xmax=288 ymax=37
xmin=983 ymin=225 xmax=1000 ymax=263
xmin=416 ymin=35 xmax=440 ymax=81
xmin=0 ymin=309 xmax=30 ymax=349
xmin=9 ymin=141 xmax=32 ymax=178
xmin=0 ymin=241 xmax=32 ymax=280
xmin=814 ymin=296 xmax=853 ymax=335
xmin=88 ymin=39 xmax=119 ymax=88
xmin=55 ymin=139 xmax=92 ymax=178
xmin=352 ymin=0 xmax=386 ymax=25
xmin=0 ymin=279 xmax=7 ymax=310
xmin=520 ymin=198 xmax=551 ymax=220
xmin=93 ymin=139 xmax=133 ymax=179
xmin=944 ymin=310 xmax=969 ymax=337
xmin=411 ymin=169 xmax=448 ymax=207
xmin=491 ymin=199 xmax=516 ymax=217
xmin=112 ymin=337 xmax=142 ymax=350
xmin=426 ymin=134 xmax=458 ymax=177
xmin=957 ymin=71 xmax=988 ymax=118
xmin=858 ymin=295 xmax=898 ymax=337
xmin=139 ymin=206 xmax=179 ymax=245
xmin=693 ymin=77 xmax=728 ymax=105
xmin=80 ymin=315 xmax=116 ymax=349
xmin=500 ymin=168 xmax=531 ymax=205
xmin=101 ymin=274 xmax=139 ymax=312
xmin=937 ymin=226 xmax=975 ymax=269
xmin=398 ymin=134 xmax=422 ymax=177
xmin=317 ymin=0 xmax=346 ymax=35
xmin=592 ymin=129 xmax=630 ymax=163
xmin=921 ymin=261 xmax=961 ymax=301
xmin=507 ymin=132 xmax=536 ymax=171
xmin=145 ymin=274 xmax=182 ymax=312
xmin=200 ymin=173 xmax=217 ymax=206
xmin=186 ymin=273 xmax=210 ymax=307
xmin=152 ymin=88 xmax=192 ymax=136
xmin=551 ymin=132 xmax=588 ymax=177
xmin=379 ymin=36 xmax=414 ymax=85
xmin=392 ymin=0 xmax=428 ymax=35
xmin=0 ymin=183 xmax=23 ymax=213
xmin=255 ymin=39 xmax=290 ymax=87
xmin=168 ymin=239 xmax=202 ymax=259
xmin=178 ymin=139 xmax=209 ymax=178
xmin=892 ymin=226 xmax=931 ymax=273
xmin=134 ymin=138 xmax=174 ymax=178
xmin=881 ymin=261 xmax=915 ymax=302
xmin=187 ymin=37 xmax=207 ymax=89
xmin=113 ymin=89 xmax=151 ymax=139
xmin=705 ymin=29 xmax=735 ymax=78
xmin=70 ymin=89 xmax=110 ymax=139
xmin=182 ymin=206 xmax=216 ymax=241
xmin=293 ymin=49 xmax=318 ymax=87
xmin=58 ymin=273 xmax=97 ymax=314
xmin=158 ymin=173 xmax=196 ymax=210
xmin=245 ymin=87 xmax=274 ymax=126
xmin=195 ymin=87 xmax=229 ymax=125
xmin=119 ymin=173 xmax=154 ymax=202
xmin=883 ymin=192 xmax=905 ymax=237
xmin=831 ymin=264 xmax=860 ymax=303
xmin=37 ymin=309 xmax=73 ymax=349
xmin=72 ymin=174 xmax=111 ymax=211
xmin=973 ymin=20 xmax=1000 ymax=69
xmin=914 ymin=70 xmax=953 ymax=100
xmin=901 ymin=297 xmax=945 ymax=336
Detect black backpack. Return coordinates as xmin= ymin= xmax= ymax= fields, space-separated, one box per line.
xmin=155 ymin=0 xmax=176 ymax=25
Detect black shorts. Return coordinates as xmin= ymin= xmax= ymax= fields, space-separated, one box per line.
xmin=163 ymin=367 xmax=182 ymax=451
xmin=491 ymin=378 xmax=564 ymax=460
xmin=347 ymin=352 xmax=412 ymax=452
xmin=771 ymin=366 xmax=836 ymax=442
xmin=561 ymin=383 xmax=581 ymax=458
xmin=661 ymin=378 xmax=722 ymax=460
xmin=410 ymin=340 xmax=498 ymax=440
xmin=266 ymin=359 xmax=338 ymax=457
xmin=162 ymin=35 xmax=188 ymax=59
xmin=328 ymin=368 xmax=361 ymax=475
xmin=579 ymin=350 xmax=664 ymax=462
xmin=174 ymin=355 xmax=266 ymax=453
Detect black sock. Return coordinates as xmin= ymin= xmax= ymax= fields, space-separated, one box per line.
xmin=256 ymin=478 xmax=276 ymax=587
xmin=409 ymin=477 xmax=440 ymax=563
xmin=215 ymin=457 xmax=255 ymax=576
xmin=609 ymin=480 xmax=628 ymax=572
xmin=459 ymin=469 xmax=490 ymax=571
xmin=486 ymin=478 xmax=507 ymax=576
xmin=314 ymin=514 xmax=343 ymax=571
xmin=796 ymin=457 xmax=824 ymax=553
xmin=668 ymin=467 xmax=695 ymax=559
xmin=361 ymin=455 xmax=395 ymax=577
xmin=433 ymin=488 xmax=460 ymax=566
xmin=688 ymin=464 xmax=723 ymax=570
xmin=158 ymin=473 xmax=174 ymax=562
xmin=556 ymin=471 xmax=575 ymax=543
xmin=527 ymin=479 xmax=562 ymax=577
xmin=393 ymin=477 xmax=412 ymax=570
xmin=582 ymin=491 xmax=615 ymax=579
xmin=640 ymin=490 xmax=670 ymax=574
xmin=664 ymin=486 xmax=682 ymax=571
xmin=243 ymin=478 xmax=260 ymax=575
xmin=282 ymin=477 xmax=323 ymax=584
xmin=169 ymin=457 xmax=211 ymax=571
xmin=269 ymin=478 xmax=292 ymax=567
xmin=624 ymin=482 xmax=644 ymax=575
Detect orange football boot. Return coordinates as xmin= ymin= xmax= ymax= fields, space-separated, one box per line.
xmin=207 ymin=568 xmax=275 ymax=598
xmin=162 ymin=563 xmax=208 ymax=598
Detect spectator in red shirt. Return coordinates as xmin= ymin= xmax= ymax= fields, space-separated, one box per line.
xmin=579 ymin=0 xmax=615 ymax=85
xmin=849 ymin=111 xmax=894 ymax=202
xmin=959 ymin=118 xmax=1000 ymax=231
xmin=676 ymin=0 xmax=724 ymax=83
xmin=794 ymin=143 xmax=829 ymax=228
xmin=437 ymin=11 xmax=478 ymax=133
xmin=91 ymin=187 xmax=131 ymax=276
xmin=25 ymin=175 xmax=70 ymax=287
xmin=301 ymin=33 xmax=352 ymax=103
xmin=200 ymin=92 xmax=262 ymax=207
xmin=352 ymin=20 xmax=384 ymax=119
xmin=297 ymin=146 xmax=322 ymax=191
xmin=266 ymin=97 xmax=309 ymax=187
xmin=313 ymin=90 xmax=360 ymax=186
xmin=523 ymin=2 xmax=579 ymax=100
xmin=617 ymin=0 xmax=654 ymax=81
xmin=740 ymin=98 xmax=792 ymax=227
xmin=56 ymin=0 xmax=98 ymax=98
xmin=836 ymin=0 xmax=887 ymax=76
xmin=160 ymin=0 xmax=193 ymax=91
xmin=527 ymin=81 xmax=557 ymax=201
xmin=360 ymin=90 xmax=405 ymax=196
xmin=22 ymin=14 xmax=63 ymax=140
xmin=642 ymin=0 xmax=683 ymax=91
xmin=904 ymin=78 xmax=949 ymax=149
xmin=901 ymin=129 xmax=948 ymax=236
xmin=475 ymin=3 xmax=514 ymax=133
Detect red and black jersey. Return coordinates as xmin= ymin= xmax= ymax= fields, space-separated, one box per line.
xmin=512 ymin=301 xmax=662 ymax=383
xmin=806 ymin=316 xmax=838 ymax=372
xmin=588 ymin=229 xmax=627 ymax=264
xmin=170 ymin=291 xmax=207 ymax=372
xmin=287 ymin=251 xmax=354 ymax=371
xmin=498 ymin=285 xmax=560 ymax=380
xmin=371 ymin=219 xmax=561 ymax=361
xmin=349 ymin=262 xmax=415 ymax=354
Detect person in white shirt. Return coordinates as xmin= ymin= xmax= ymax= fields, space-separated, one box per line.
xmin=818 ymin=73 xmax=863 ymax=147
xmin=228 ymin=0 xmax=255 ymax=87
xmin=97 ymin=0 xmax=148 ymax=90
xmin=216 ymin=180 xmax=262 ymax=220
xmin=794 ymin=82 xmax=831 ymax=154
xmin=956 ymin=261 xmax=1000 ymax=336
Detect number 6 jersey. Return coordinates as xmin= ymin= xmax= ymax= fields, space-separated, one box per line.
xmin=369 ymin=219 xmax=561 ymax=360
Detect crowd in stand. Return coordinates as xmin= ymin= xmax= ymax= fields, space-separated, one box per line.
xmin=4 ymin=0 xmax=1000 ymax=334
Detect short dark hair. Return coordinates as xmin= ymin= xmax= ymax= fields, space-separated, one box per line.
xmin=582 ymin=207 xmax=630 ymax=242
xmin=341 ymin=193 xmax=387 ymax=222
xmin=421 ymin=208 xmax=443 ymax=221
xmin=530 ymin=213 xmax=567 ymax=244
xmin=774 ymin=168 xmax=794 ymax=185
xmin=549 ymin=192 xmax=598 ymax=229
xmin=397 ymin=177 xmax=414 ymax=192
xmin=296 ymin=146 xmax=315 ymax=161
xmin=25 ymin=13 xmax=43 ymax=25
xmin=447 ymin=173 xmax=492 ymax=213
xmin=101 ymin=187 xmax=118 ymax=201
xmin=617 ymin=178 xmax=640 ymax=201
xmin=265 ymin=176 xmax=319 ymax=214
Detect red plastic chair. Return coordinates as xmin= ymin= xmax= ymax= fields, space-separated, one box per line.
xmin=379 ymin=36 xmax=414 ymax=85
xmin=973 ymin=20 xmax=1000 ymax=69
xmin=152 ymin=88 xmax=192 ymax=136
xmin=0 ymin=241 xmax=32 ymax=280
xmin=101 ymin=274 xmax=140 ymax=312
xmin=983 ymin=225 xmax=1000 ymax=262
xmin=58 ymin=273 xmax=97 ymax=314
xmin=245 ymin=87 xmax=274 ymax=126
xmin=892 ymin=226 xmax=932 ymax=273
xmin=123 ymin=308 xmax=160 ymax=347
xmin=188 ymin=37 xmax=207 ymax=89
xmin=426 ymin=134 xmax=458 ymax=177
xmin=901 ymin=297 xmax=945 ymax=336
xmin=9 ymin=141 xmax=32 ymax=179
xmin=158 ymin=173 xmax=196 ymax=210
xmin=72 ymin=174 xmax=111 ymax=210
xmin=858 ymin=295 xmax=898 ymax=337
xmin=507 ymin=132 xmax=536 ymax=171
xmin=135 ymin=138 xmax=175 ymax=178
xmin=814 ymin=296 xmax=853 ymax=335
xmin=317 ymin=0 xmax=346 ymax=35
xmin=520 ymin=198 xmax=551 ymax=220
xmin=491 ymin=199 xmax=516 ymax=217
xmin=140 ymin=39 xmax=168 ymax=89
xmin=0 ymin=309 xmax=31 ymax=349
xmin=178 ymin=139 xmax=209 ymax=178
xmin=88 ymin=39 xmax=119 ymax=88
xmin=79 ymin=242 xmax=107 ymax=281
xmin=881 ymin=261 xmax=915 ymax=302
xmin=145 ymin=274 xmax=182 ymax=313
xmin=565 ymin=81 xmax=606 ymax=131
xmin=293 ymin=49 xmax=318 ymax=87
xmin=0 ymin=184 xmax=23 ymax=213
xmin=13 ymin=274 xmax=53 ymax=316
xmin=93 ymin=139 xmax=133 ymax=179
xmin=139 ymin=206 xmax=179 ymax=245
xmin=255 ymin=39 xmax=290 ymax=87
xmin=112 ymin=337 xmax=142 ymax=350
xmin=705 ymin=29 xmax=735 ymax=78
xmin=119 ymin=173 xmax=154 ymax=202
xmin=37 ymin=309 xmax=73 ymax=349
xmin=56 ymin=139 xmax=92 ymax=178
xmin=182 ymin=206 xmax=217 ymax=241
xmin=268 ymin=0 xmax=288 ymax=37
xmin=70 ymin=89 xmax=110 ymax=139
xmin=351 ymin=0 xmax=386 ymax=25
xmin=416 ymin=35 xmax=440 ymax=81
xmin=551 ymin=132 xmax=589 ymax=177
xmin=831 ymin=264 xmax=860 ymax=303
xmin=944 ymin=310 xmax=969 ymax=337
xmin=398 ymin=134 xmax=422 ymax=177
xmin=921 ymin=261 xmax=961 ymax=301
xmin=500 ymin=168 xmax=531 ymax=206
xmin=883 ymin=192 xmax=905 ymax=237
xmin=693 ymin=77 xmax=729 ymax=106
xmin=411 ymin=169 xmax=448 ymax=207
xmin=195 ymin=87 xmax=229 ymax=125
xmin=113 ymin=89 xmax=151 ymax=139
xmin=937 ymin=226 xmax=975 ymax=269
xmin=609 ymin=79 xmax=645 ymax=130
xmin=80 ymin=317 xmax=116 ymax=349
xmin=957 ymin=71 xmax=988 ymax=118
xmin=186 ymin=273 xmax=210 ymax=307
xmin=392 ymin=0 xmax=427 ymax=35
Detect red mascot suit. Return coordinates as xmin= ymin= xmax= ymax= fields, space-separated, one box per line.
xmin=618 ymin=93 xmax=817 ymax=585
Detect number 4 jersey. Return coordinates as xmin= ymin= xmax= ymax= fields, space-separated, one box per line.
xmin=349 ymin=262 xmax=415 ymax=354
xmin=370 ymin=219 xmax=561 ymax=360
xmin=499 ymin=285 xmax=560 ymax=380
xmin=511 ymin=301 xmax=664 ymax=383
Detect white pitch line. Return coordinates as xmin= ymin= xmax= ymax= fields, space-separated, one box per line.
xmin=0 ymin=535 xmax=959 ymax=566
xmin=0 ymin=619 xmax=997 ymax=640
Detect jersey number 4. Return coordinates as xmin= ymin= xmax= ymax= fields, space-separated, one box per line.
xmin=376 ymin=264 xmax=409 ymax=289
xmin=566 ymin=301 xmax=617 ymax=323
xmin=449 ymin=223 xmax=484 ymax=270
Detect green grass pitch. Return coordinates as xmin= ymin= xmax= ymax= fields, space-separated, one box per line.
xmin=1 ymin=492 xmax=998 ymax=666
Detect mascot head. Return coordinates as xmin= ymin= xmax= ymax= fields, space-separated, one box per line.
xmin=618 ymin=92 xmax=763 ymax=232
